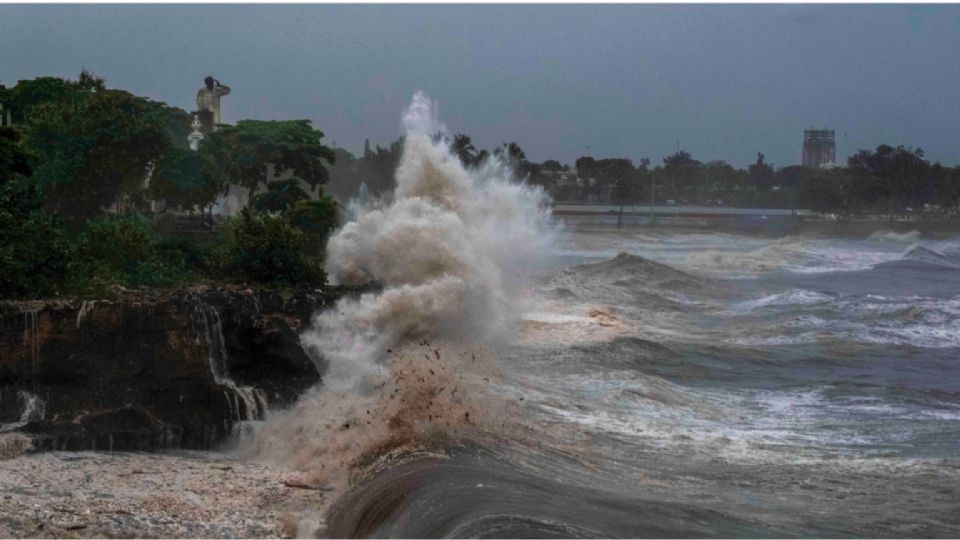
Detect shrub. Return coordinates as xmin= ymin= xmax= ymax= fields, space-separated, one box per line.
xmin=0 ymin=209 xmax=74 ymax=299
xmin=216 ymin=209 xmax=325 ymax=287
xmin=73 ymin=213 xmax=185 ymax=288
xmin=157 ymin=236 xmax=211 ymax=275
xmin=287 ymin=196 xmax=339 ymax=256
xmin=250 ymin=178 xmax=310 ymax=214
xmin=149 ymin=148 xmax=223 ymax=213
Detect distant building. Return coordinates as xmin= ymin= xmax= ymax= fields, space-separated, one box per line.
xmin=802 ymin=129 xmax=836 ymax=168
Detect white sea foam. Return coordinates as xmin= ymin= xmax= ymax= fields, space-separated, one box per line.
xmin=303 ymin=91 xmax=556 ymax=389
xmin=252 ymin=94 xmax=556 ymax=532
xmin=728 ymin=289 xmax=834 ymax=313
xmin=867 ymin=230 xmax=922 ymax=244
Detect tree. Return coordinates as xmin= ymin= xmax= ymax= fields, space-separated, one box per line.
xmin=216 ymin=209 xmax=325 ymax=287
xmin=847 ymin=145 xmax=930 ymax=210
xmin=0 ymin=77 xmax=81 ymax=125
xmin=0 ymin=126 xmax=33 ymax=183
xmin=24 ymin=88 xmax=170 ymax=225
xmin=662 ymin=150 xmax=704 ymax=195
xmin=149 ymin=147 xmax=224 ymax=213
xmin=494 ymin=142 xmax=526 ymax=165
xmin=0 ymin=125 xmax=74 ymax=298
xmin=541 ymin=159 xmax=566 ymax=171
xmin=74 ymin=69 xmax=106 ymax=92
xmin=201 ymin=119 xmax=336 ymax=200
xmin=0 ymin=209 xmax=73 ymax=298
xmin=356 ymin=137 xmax=404 ymax=195
xmin=748 ymin=152 xmax=775 ymax=192
xmin=287 ymin=196 xmax=339 ymax=256
xmin=72 ymin=213 xmax=184 ymax=289
xmin=775 ymin=165 xmax=812 ymax=188
xmin=935 ymin=165 xmax=960 ymax=209
xmin=608 ymin=160 xmax=640 ymax=227
xmin=799 ymin=168 xmax=850 ymax=213
xmin=250 ymin=178 xmax=310 ymax=214
xmin=450 ymin=133 xmax=482 ymax=168
xmin=704 ymin=160 xmax=740 ymax=191
xmin=0 ymin=70 xmax=105 ymax=124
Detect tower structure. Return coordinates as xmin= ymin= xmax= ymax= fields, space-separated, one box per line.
xmin=802 ymin=129 xmax=836 ymax=168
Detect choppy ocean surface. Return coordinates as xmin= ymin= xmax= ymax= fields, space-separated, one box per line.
xmin=325 ymin=228 xmax=960 ymax=538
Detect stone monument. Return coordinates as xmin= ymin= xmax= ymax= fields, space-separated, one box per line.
xmin=195 ymin=76 xmax=230 ymax=131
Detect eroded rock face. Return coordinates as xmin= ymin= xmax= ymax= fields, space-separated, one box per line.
xmin=0 ymin=288 xmax=336 ymax=452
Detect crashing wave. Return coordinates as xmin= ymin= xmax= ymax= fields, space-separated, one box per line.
xmin=897 ymin=244 xmax=960 ymax=269
xmin=545 ymin=252 xmax=732 ymax=307
xmin=249 ymin=92 xmax=554 ymax=535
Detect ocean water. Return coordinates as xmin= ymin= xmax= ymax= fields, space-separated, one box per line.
xmin=321 ymin=228 xmax=960 ymax=538
xmin=246 ymin=94 xmax=960 ymax=538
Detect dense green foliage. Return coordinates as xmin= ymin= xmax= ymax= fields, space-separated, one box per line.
xmin=0 ymin=125 xmax=73 ymax=298
xmin=286 ymin=197 xmax=340 ymax=256
xmin=215 ymin=209 xmax=325 ymax=287
xmin=0 ymin=127 xmax=33 ymax=181
xmin=72 ymin=214 xmax=186 ymax=290
xmin=0 ymin=73 xmax=338 ymax=299
xmin=0 ymin=209 xmax=74 ymax=298
xmin=201 ymin=119 xmax=336 ymax=198
xmin=150 ymin=148 xmax=223 ymax=212
xmin=251 ymin=178 xmax=310 ymax=213
xmin=249 ymin=178 xmax=339 ymax=258
xmin=24 ymin=87 xmax=171 ymax=224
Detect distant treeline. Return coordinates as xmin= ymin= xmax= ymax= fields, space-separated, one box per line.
xmin=325 ymin=132 xmax=960 ymax=214
xmin=547 ymin=148 xmax=960 ymax=214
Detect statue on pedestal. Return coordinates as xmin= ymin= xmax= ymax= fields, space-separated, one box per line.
xmin=196 ymin=76 xmax=230 ymax=131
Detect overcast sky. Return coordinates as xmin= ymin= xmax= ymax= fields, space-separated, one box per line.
xmin=2 ymin=4 xmax=959 ymax=168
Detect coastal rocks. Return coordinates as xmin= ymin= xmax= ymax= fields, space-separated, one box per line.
xmin=0 ymin=288 xmax=337 ymax=452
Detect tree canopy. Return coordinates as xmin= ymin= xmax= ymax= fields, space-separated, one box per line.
xmin=250 ymin=178 xmax=311 ymax=214
xmin=23 ymin=88 xmax=170 ymax=224
xmin=149 ymin=147 xmax=224 ymax=212
xmin=201 ymin=119 xmax=336 ymax=198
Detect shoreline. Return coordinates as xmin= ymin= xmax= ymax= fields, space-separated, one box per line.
xmin=559 ymin=218 xmax=960 ymax=237
xmin=0 ymin=450 xmax=325 ymax=539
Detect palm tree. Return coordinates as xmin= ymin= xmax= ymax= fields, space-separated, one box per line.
xmin=451 ymin=133 xmax=479 ymax=167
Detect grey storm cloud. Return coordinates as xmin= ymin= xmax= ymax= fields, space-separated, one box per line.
xmin=2 ymin=4 xmax=958 ymax=168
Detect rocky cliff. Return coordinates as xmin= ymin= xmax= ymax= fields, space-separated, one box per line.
xmin=0 ymin=287 xmax=339 ymax=452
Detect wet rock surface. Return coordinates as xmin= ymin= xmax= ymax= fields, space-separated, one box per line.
xmin=0 ymin=287 xmax=338 ymax=451
xmin=0 ymin=450 xmax=326 ymax=538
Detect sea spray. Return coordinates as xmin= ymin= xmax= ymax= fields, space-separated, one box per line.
xmin=302 ymin=91 xmax=556 ymax=389
xmin=249 ymin=92 xmax=555 ymax=533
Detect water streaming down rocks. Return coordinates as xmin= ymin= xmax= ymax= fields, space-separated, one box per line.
xmin=0 ymin=287 xmax=339 ymax=452
xmin=191 ymin=300 xmax=269 ymax=430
